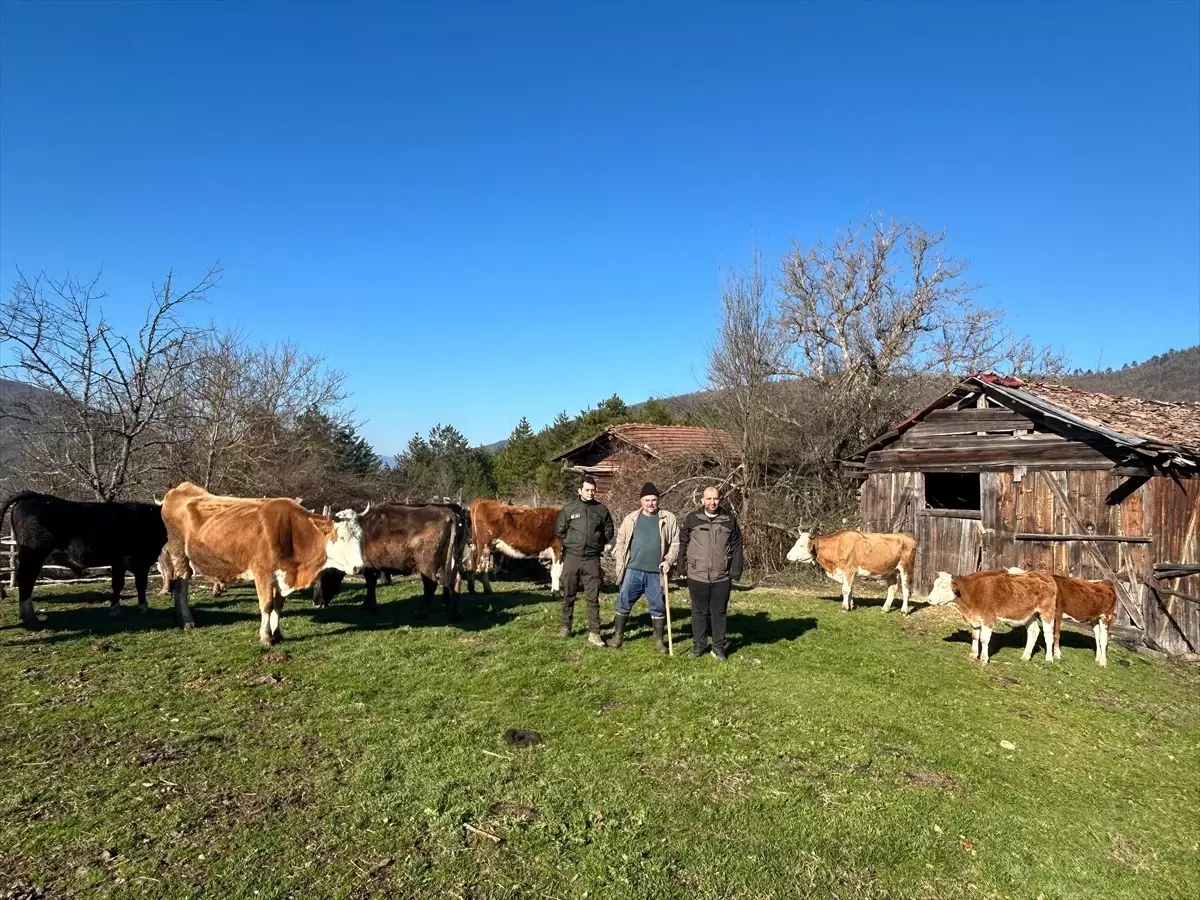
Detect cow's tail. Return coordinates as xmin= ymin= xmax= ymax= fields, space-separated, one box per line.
xmin=442 ymin=510 xmax=461 ymax=591
xmin=0 ymin=492 xmax=38 ymax=600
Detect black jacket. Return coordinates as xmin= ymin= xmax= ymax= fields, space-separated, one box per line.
xmin=555 ymin=496 xmax=615 ymax=559
xmin=677 ymin=507 xmax=743 ymax=583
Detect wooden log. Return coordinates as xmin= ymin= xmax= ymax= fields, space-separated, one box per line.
xmin=917 ymin=508 xmax=983 ymax=520
xmin=1013 ymin=533 xmax=1153 ymax=543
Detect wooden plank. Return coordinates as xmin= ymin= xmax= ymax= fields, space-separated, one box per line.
xmin=900 ymin=418 xmax=1038 ymax=438
xmin=1013 ymin=533 xmax=1153 ymax=543
xmin=916 ymin=509 xmax=982 ymax=520
xmin=926 ymin=408 xmax=1035 ymax=427
xmin=896 ymin=432 xmax=1069 ymax=450
xmin=866 ymin=443 xmax=1117 ymax=472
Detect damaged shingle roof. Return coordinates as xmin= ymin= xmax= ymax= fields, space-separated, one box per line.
xmin=551 ymin=424 xmax=733 ymax=462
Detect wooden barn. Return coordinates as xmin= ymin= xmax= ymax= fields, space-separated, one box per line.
xmin=846 ymin=374 xmax=1200 ymax=656
xmin=550 ymin=424 xmax=732 ymax=499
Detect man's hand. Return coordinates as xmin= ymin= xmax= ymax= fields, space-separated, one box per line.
xmin=659 ymin=560 xmax=670 ymax=576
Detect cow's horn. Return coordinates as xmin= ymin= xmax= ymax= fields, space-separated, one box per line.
xmin=361 ymin=502 xmax=371 ymax=516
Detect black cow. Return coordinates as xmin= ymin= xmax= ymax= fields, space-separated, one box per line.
xmin=0 ymin=491 xmax=168 ymax=627
xmin=312 ymin=502 xmax=469 ymax=618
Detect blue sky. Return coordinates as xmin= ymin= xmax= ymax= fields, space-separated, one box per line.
xmin=2 ymin=0 xmax=1197 ymax=454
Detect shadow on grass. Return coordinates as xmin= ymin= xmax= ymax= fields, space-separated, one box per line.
xmin=942 ymin=624 xmax=1096 ymax=657
xmin=0 ymin=599 xmax=258 ymax=646
xmin=815 ymin=593 xmax=929 ymax=614
xmin=296 ymin=588 xmax=526 ymax=640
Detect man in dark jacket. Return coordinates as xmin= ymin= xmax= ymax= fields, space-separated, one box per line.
xmin=677 ymin=486 xmax=743 ymax=661
xmin=554 ymin=475 xmax=615 ymax=646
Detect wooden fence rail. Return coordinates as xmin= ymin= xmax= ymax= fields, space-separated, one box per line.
xmin=2 ymin=534 xmax=117 ymax=588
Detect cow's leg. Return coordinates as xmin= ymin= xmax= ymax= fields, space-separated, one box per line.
xmin=171 ymin=576 xmax=196 ymax=631
xmin=269 ymin=593 xmax=285 ymax=644
xmin=978 ymin=624 xmax=993 ymax=664
xmin=466 ymin=570 xmax=476 ymax=594
xmin=253 ymin=572 xmax=276 ymax=646
xmin=133 ymin=565 xmax=150 ymax=614
xmin=1095 ymin=621 xmax=1109 ymax=666
xmin=363 ymin=569 xmax=379 ymax=612
xmin=898 ymin=566 xmax=911 ymax=615
xmin=418 ymin=575 xmax=437 ymax=618
xmin=549 ymin=553 xmax=564 ymax=598
xmin=442 ymin=580 xmax=460 ymax=622
xmin=108 ymin=565 xmax=126 ymax=616
xmin=841 ymin=573 xmax=854 ymax=611
xmin=969 ymin=626 xmax=981 ymax=660
xmin=1021 ymin=619 xmax=1040 ymax=661
xmin=15 ymin=550 xmax=47 ymax=628
xmin=882 ymin=574 xmax=897 ymax=613
xmin=1043 ymin=616 xmax=1058 ymax=662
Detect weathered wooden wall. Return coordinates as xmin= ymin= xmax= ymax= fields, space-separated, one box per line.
xmin=857 ymin=469 xmax=1200 ymax=655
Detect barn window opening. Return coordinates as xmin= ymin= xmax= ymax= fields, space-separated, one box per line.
xmin=924 ymin=472 xmax=981 ymax=511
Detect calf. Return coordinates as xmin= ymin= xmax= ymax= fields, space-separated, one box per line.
xmin=786 ymin=529 xmax=917 ymax=613
xmin=1051 ymin=574 xmax=1117 ymax=666
xmin=312 ymin=502 xmax=467 ymax=619
xmin=0 ymin=491 xmax=168 ymax=627
xmin=927 ymin=569 xmax=1057 ymax=664
xmin=160 ymin=482 xmax=364 ymax=645
xmin=466 ymin=498 xmax=564 ymax=596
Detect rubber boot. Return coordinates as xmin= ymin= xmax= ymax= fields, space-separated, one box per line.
xmin=610 ymin=613 xmax=628 ymax=649
xmin=651 ymin=616 xmax=667 ymax=655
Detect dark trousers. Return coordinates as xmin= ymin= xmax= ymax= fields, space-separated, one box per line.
xmin=561 ymin=555 xmax=603 ymax=633
xmin=689 ymin=578 xmax=732 ymax=652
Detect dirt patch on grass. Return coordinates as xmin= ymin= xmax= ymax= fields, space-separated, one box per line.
xmin=901 ymin=771 xmax=959 ymax=790
xmin=244 ymin=673 xmax=286 ymax=686
xmin=1109 ymin=832 xmax=1155 ymax=872
xmin=262 ymin=650 xmax=291 ymax=664
xmin=134 ymin=738 xmax=190 ymax=767
xmin=487 ymin=801 xmax=539 ymax=822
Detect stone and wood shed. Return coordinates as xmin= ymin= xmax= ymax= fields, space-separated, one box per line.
xmin=844 ymin=374 xmax=1200 ymax=656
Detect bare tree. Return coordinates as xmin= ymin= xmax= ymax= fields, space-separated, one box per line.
xmin=170 ymin=330 xmax=349 ymax=493
xmin=0 ymin=265 xmax=220 ymax=500
xmin=777 ymin=216 xmax=1065 ymax=384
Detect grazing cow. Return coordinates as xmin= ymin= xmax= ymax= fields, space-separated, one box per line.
xmin=159 ymin=482 xmax=364 ymax=645
xmin=927 ymin=569 xmax=1057 ymax=664
xmin=1051 ymin=574 xmax=1117 ymax=666
xmin=466 ymin=498 xmax=564 ymax=596
xmin=786 ymin=530 xmax=917 ymax=613
xmin=312 ymin=502 xmax=468 ymax=618
xmin=0 ymin=491 xmax=168 ymax=627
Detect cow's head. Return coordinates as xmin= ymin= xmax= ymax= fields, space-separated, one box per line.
xmin=326 ymin=509 xmax=365 ymax=574
xmin=927 ymin=572 xmax=958 ymax=606
xmin=786 ymin=532 xmax=813 ymax=563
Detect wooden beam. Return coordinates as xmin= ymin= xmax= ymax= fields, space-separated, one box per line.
xmin=1014 ymin=533 xmax=1152 ymax=544
xmin=917 ymin=508 xmax=983 ymax=520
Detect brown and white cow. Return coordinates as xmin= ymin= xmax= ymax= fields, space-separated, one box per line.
xmin=159 ymin=482 xmax=364 ymax=645
xmin=786 ymin=530 xmax=917 ymax=613
xmin=466 ymin=498 xmax=564 ymax=596
xmin=312 ymin=502 xmax=468 ymax=619
xmin=927 ymin=569 xmax=1057 ymax=664
xmin=1051 ymin=574 xmax=1116 ymax=666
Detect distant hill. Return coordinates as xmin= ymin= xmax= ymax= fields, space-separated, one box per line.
xmin=1061 ymin=346 xmax=1198 ymax=402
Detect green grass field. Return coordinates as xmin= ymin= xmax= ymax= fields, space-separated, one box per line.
xmin=2 ymin=576 xmax=1197 ymax=900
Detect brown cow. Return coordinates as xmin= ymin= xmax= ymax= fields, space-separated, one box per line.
xmin=466 ymin=498 xmax=564 ymax=596
xmin=1051 ymin=574 xmax=1117 ymax=666
xmin=159 ymin=482 xmax=364 ymax=645
xmin=786 ymin=530 xmax=917 ymax=613
xmin=312 ymin=502 xmax=467 ymax=619
xmin=927 ymin=569 xmax=1057 ymax=664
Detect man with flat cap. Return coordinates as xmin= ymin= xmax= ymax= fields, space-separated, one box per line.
xmin=609 ymin=482 xmax=679 ymax=653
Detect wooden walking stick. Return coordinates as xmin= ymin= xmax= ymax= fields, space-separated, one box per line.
xmin=664 ymin=573 xmax=673 ymax=656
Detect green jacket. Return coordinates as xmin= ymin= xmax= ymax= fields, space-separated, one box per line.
xmin=555 ymin=496 xmax=615 ymax=559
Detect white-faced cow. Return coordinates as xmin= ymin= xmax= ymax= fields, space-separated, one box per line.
xmin=159 ymin=482 xmax=364 ymax=645
xmin=0 ymin=491 xmax=169 ymax=627
xmin=466 ymin=498 xmax=564 ymax=596
xmin=927 ymin=568 xmax=1057 ymax=664
xmin=312 ymin=502 xmax=468 ymax=619
xmin=786 ymin=530 xmax=917 ymax=613
xmin=1050 ymin=574 xmax=1117 ymax=666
